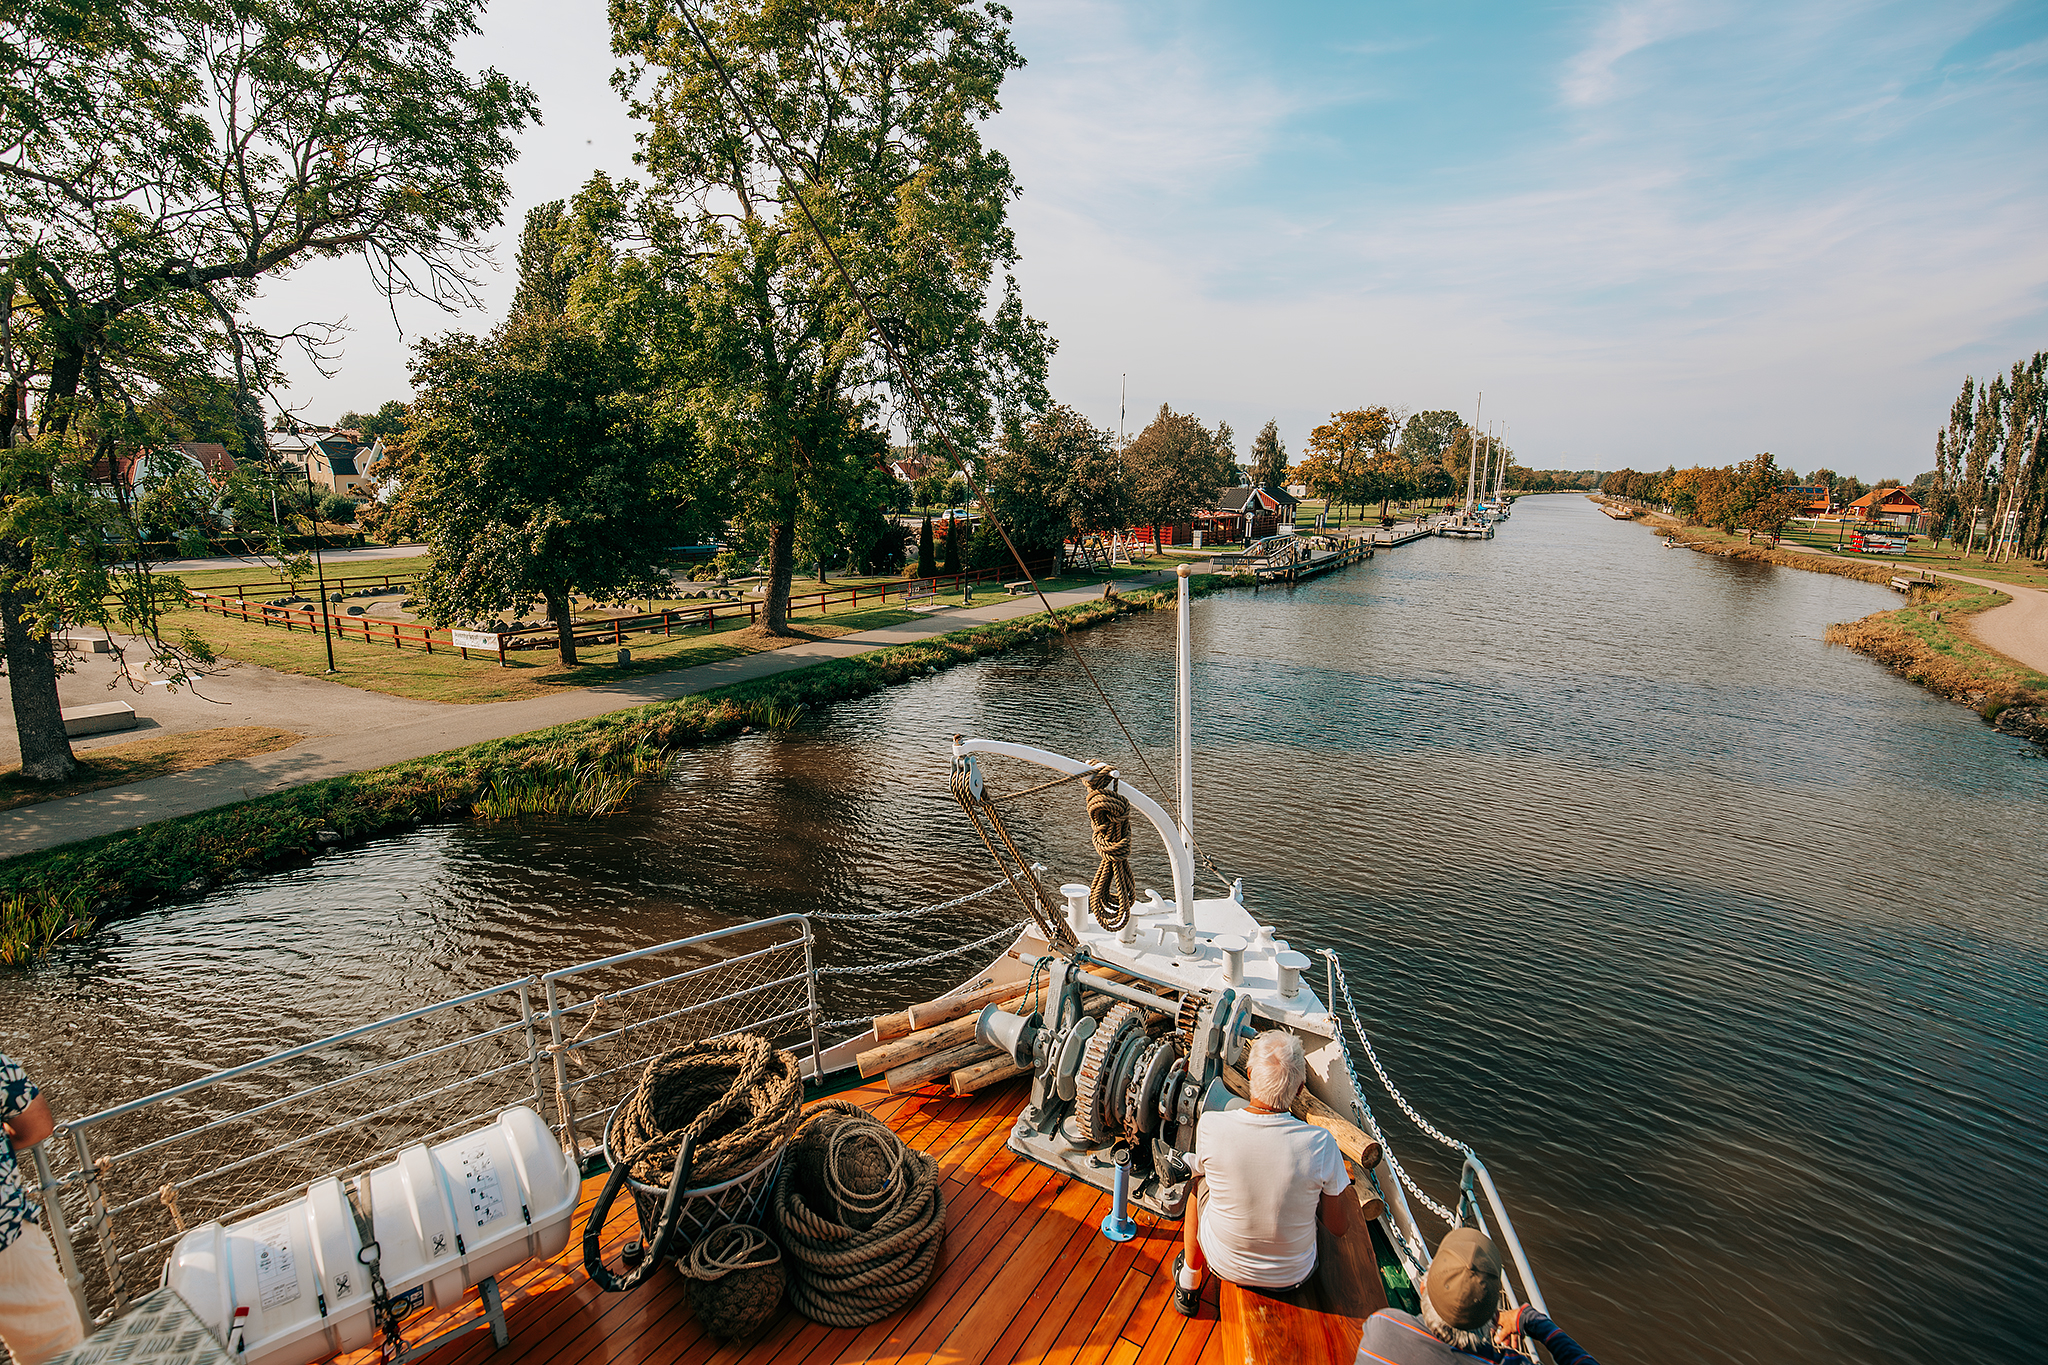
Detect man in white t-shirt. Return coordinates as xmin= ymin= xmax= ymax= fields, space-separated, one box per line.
xmin=1175 ymin=1029 xmax=1351 ymax=1315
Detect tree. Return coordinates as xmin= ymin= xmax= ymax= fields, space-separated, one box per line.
xmin=335 ymin=400 xmax=411 ymax=445
xmin=0 ymin=0 xmax=536 ymax=779
xmin=1399 ymin=410 xmax=1463 ymax=477
xmin=401 ymin=314 xmax=692 ymax=666
xmin=975 ymin=403 xmax=1121 ymax=566
xmin=1250 ymin=420 xmax=1288 ymax=494
xmin=614 ymin=0 xmax=1051 ymax=634
xmin=1299 ymin=407 xmax=1398 ymax=519
xmin=1124 ymin=405 xmax=1232 ymax=547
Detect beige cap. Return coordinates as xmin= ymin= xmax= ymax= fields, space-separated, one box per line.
xmin=1424 ymin=1228 xmax=1503 ymax=1331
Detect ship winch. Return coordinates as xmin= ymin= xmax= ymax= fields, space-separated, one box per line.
xmin=975 ymin=951 xmax=1256 ymax=1218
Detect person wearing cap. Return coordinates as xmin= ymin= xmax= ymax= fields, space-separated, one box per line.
xmin=1357 ymin=1227 xmax=1599 ymax=1365
xmin=1174 ymin=1030 xmax=1351 ymax=1315
xmin=0 ymin=1053 xmax=84 ymax=1365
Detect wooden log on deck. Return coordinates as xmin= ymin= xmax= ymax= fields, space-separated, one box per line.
xmin=1222 ymin=1062 xmax=1383 ymax=1173
xmin=950 ymin=1056 xmax=1030 ymax=1095
xmin=907 ymin=977 xmax=1032 ymax=1031
xmin=886 ymin=1038 xmax=1001 ymax=1093
xmin=857 ymin=1012 xmax=983 ymax=1077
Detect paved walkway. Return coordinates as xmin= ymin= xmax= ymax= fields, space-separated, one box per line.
xmin=0 ymin=573 xmax=1178 ymax=859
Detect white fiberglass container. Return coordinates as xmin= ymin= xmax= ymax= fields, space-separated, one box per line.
xmin=166 ymin=1105 xmax=579 ymax=1365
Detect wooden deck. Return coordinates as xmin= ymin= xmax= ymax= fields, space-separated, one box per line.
xmin=327 ymin=1079 xmax=1227 ymax=1365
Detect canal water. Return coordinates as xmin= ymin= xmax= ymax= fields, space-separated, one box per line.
xmin=9 ymin=495 xmax=2043 ymax=1364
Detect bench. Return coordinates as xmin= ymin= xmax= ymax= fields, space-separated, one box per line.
xmin=1217 ymin=1175 xmax=1388 ymax=1365
xmin=1004 ymin=580 xmax=1033 ymax=594
xmin=60 ymin=701 xmax=138 ymax=737
xmin=903 ymin=579 xmax=937 ymax=602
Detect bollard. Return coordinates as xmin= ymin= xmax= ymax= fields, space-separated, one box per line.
xmin=1099 ymin=1145 xmax=1137 ymax=1242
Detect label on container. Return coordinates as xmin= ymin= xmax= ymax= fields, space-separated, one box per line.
xmin=253 ymin=1214 xmax=301 ymax=1309
xmin=460 ymin=1144 xmax=505 ymax=1227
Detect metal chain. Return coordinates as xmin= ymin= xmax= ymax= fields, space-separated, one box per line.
xmin=1325 ymin=949 xmax=1469 ymax=1154
xmin=1320 ymin=948 xmax=1463 ymax=1228
xmin=814 ymin=920 xmax=1028 ymax=977
xmin=807 ymin=877 xmax=1013 ymax=921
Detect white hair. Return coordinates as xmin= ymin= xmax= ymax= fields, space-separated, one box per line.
xmin=1420 ymin=1286 xmax=1497 ymax=1354
xmin=1245 ymin=1029 xmax=1305 ymax=1109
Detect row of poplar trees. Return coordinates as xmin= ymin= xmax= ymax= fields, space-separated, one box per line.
xmin=0 ymin=0 xmax=1053 ymax=782
xmin=1928 ymin=352 xmax=2048 ymax=560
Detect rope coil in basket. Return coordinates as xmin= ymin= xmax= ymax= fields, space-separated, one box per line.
xmin=583 ymin=1035 xmax=803 ymax=1294
xmin=682 ymin=1224 xmax=786 ymax=1341
xmin=773 ymin=1100 xmax=947 ymax=1328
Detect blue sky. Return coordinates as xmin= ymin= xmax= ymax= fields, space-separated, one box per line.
xmin=253 ymin=0 xmax=2048 ymax=479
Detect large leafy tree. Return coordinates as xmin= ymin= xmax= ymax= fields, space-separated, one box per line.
xmin=973 ymin=402 xmax=1121 ymax=567
xmin=1399 ymin=410 xmax=1463 ymax=475
xmin=1124 ymin=404 xmax=1232 ymax=547
xmin=403 ymin=315 xmax=695 ymax=666
xmin=1298 ymin=407 xmax=1397 ymax=517
xmin=0 ymin=0 xmax=536 ymax=778
xmin=613 ymin=0 xmax=1051 ymax=634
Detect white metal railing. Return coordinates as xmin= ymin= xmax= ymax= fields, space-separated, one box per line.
xmin=28 ymin=913 xmax=824 ymax=1330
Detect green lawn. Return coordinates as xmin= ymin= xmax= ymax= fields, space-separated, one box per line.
xmin=167 ymin=600 xmax=921 ymax=704
xmin=1769 ymin=524 xmax=2048 ymax=591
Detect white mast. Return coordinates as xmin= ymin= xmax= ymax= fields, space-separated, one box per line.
xmin=1467 ymin=392 xmax=1482 ymax=510
xmin=1176 ymin=564 xmax=1193 ymax=850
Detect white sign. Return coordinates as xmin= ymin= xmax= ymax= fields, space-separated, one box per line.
xmin=460 ymin=1144 xmax=505 ymax=1228
xmin=252 ymin=1214 xmax=301 ymax=1309
xmin=451 ymin=630 xmax=500 ymax=651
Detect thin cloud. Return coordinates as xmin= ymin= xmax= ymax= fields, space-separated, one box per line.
xmin=1561 ymin=0 xmax=1718 ymax=108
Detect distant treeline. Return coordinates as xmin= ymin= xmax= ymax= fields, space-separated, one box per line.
xmin=1597 ymin=351 xmax=2047 ymax=562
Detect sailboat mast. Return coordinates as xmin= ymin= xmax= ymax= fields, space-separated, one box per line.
xmin=1467 ymin=392 xmax=1482 ymax=510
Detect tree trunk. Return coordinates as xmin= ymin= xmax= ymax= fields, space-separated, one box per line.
xmin=0 ymin=555 xmax=76 ymax=782
xmin=545 ymin=587 xmax=578 ymax=666
xmin=764 ymin=517 xmax=796 ymax=635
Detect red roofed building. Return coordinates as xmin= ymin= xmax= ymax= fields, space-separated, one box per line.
xmin=1848 ymin=487 xmax=1922 ymax=529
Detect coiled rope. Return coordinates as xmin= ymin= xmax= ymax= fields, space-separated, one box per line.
xmin=1083 ymin=768 xmax=1136 ymax=930
xmin=773 ymin=1101 xmax=946 ymax=1327
xmin=583 ymin=1036 xmax=802 ymax=1294
xmin=681 ymin=1224 xmax=786 ymax=1342
xmin=612 ymin=1035 xmax=802 ymax=1188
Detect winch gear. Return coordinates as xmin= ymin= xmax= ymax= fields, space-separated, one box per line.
xmin=1073 ymin=1003 xmax=1146 ymax=1144
xmin=1124 ymin=1037 xmax=1179 ymax=1140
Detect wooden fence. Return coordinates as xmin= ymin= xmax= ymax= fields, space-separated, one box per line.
xmin=185 ymin=560 xmax=1054 ymax=666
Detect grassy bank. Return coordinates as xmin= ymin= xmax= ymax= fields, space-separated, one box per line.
xmin=0 ymin=577 xmax=1224 ymax=961
xmin=1823 ymin=585 xmax=2048 ymax=718
xmin=1590 ymin=497 xmax=2048 ymax=731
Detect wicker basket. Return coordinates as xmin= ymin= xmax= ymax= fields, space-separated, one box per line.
xmin=601 ymin=1106 xmax=787 ymax=1258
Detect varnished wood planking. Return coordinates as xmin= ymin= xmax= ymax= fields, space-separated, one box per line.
xmin=313 ymin=1078 xmax=1244 ymax=1365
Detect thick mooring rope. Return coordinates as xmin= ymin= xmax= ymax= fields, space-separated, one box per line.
xmin=612 ymin=1035 xmax=802 ymax=1188
xmin=1084 ymin=769 xmax=1136 ymax=930
xmin=773 ymin=1101 xmax=946 ymax=1328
